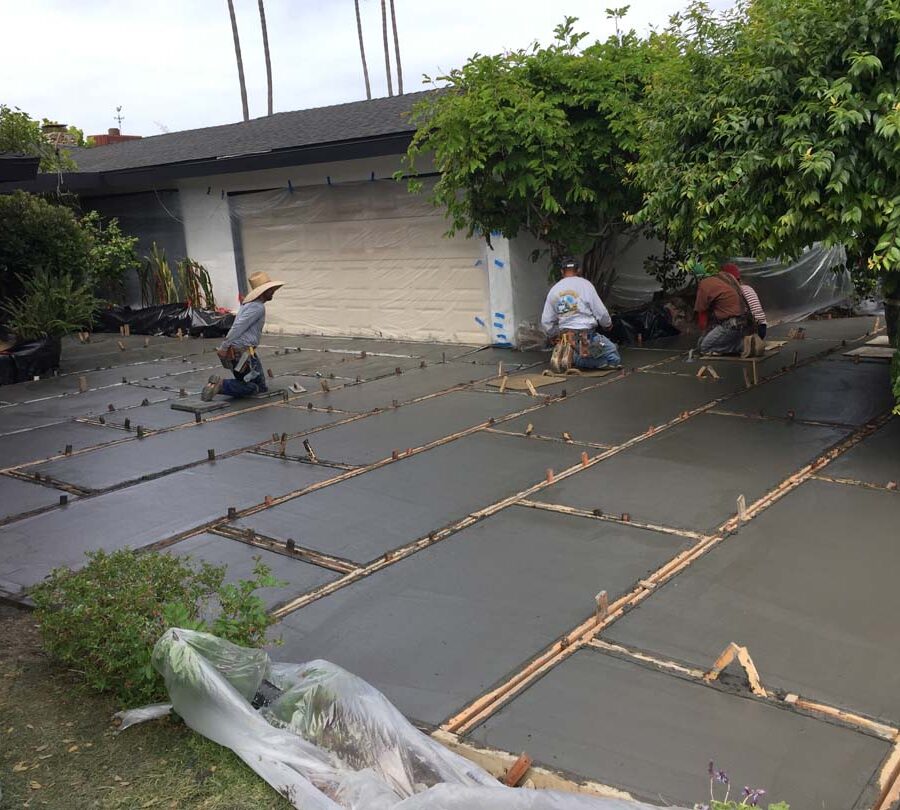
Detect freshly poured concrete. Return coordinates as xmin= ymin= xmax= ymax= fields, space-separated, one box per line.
xmin=822 ymin=416 xmax=900 ymax=485
xmin=30 ymin=406 xmax=342 ymax=491
xmin=539 ymin=413 xmax=846 ymax=531
xmin=605 ymin=478 xmax=900 ymax=722
xmin=0 ymin=476 xmax=71 ymax=521
xmin=236 ymin=432 xmax=581 ymax=563
xmin=0 ymin=454 xmax=338 ymax=597
xmin=0 ymin=422 xmax=122 ymax=469
xmin=167 ymin=532 xmax=338 ymax=610
xmin=470 ymin=648 xmax=887 ymax=809
xmin=499 ymin=373 xmax=725 ymax=446
xmin=448 ymin=346 xmax=548 ymax=367
xmin=767 ymin=316 xmax=878 ymax=342
xmin=279 ymin=506 xmax=688 ymax=724
xmin=718 ymin=360 xmax=894 ymax=425
xmin=281 ymin=390 xmax=529 ymax=465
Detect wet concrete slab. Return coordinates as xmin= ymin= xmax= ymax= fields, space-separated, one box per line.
xmin=717 ymin=359 xmax=894 ymax=426
xmin=315 ymin=355 xmax=425 ymax=381
xmin=236 ymin=432 xmax=582 ymax=564
xmin=30 ymin=406 xmax=342 ymax=491
xmin=0 ymin=422 xmax=123 ymax=469
xmin=0 ymin=476 xmax=71 ymax=521
xmin=448 ymin=346 xmax=547 ymax=367
xmin=0 ymin=454 xmax=338 ymax=598
xmin=470 ymin=648 xmax=887 ymax=809
xmin=278 ymin=506 xmax=687 ymax=725
xmin=539 ymin=413 xmax=846 ymax=532
xmin=289 ymin=364 xmax=494 ymax=413
xmin=821 ymin=416 xmax=900 ymax=486
xmin=281 ymin=390 xmax=531 ymax=465
xmin=167 ymin=532 xmax=338 ymax=610
xmin=498 ymin=373 xmax=726 ymax=446
xmin=767 ymin=316 xmax=879 ymax=342
xmin=604 ymin=478 xmax=900 ymax=722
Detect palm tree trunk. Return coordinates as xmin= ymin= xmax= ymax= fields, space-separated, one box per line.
xmin=258 ymin=0 xmax=273 ymax=115
xmin=380 ymin=0 xmax=393 ymax=96
xmin=354 ymin=0 xmax=372 ymax=100
xmin=389 ymin=0 xmax=403 ymax=95
xmin=226 ymin=0 xmax=250 ymax=121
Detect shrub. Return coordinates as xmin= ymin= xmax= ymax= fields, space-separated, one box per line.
xmin=31 ymin=548 xmax=282 ymax=706
xmin=80 ymin=210 xmax=140 ymax=303
xmin=0 ymin=269 xmax=99 ymax=339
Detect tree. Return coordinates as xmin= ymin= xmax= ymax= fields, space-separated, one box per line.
xmin=389 ymin=0 xmax=403 ymax=94
xmin=0 ymin=105 xmax=77 ymax=172
xmin=226 ymin=0 xmax=250 ymax=122
xmin=402 ymin=17 xmax=658 ymax=274
xmin=633 ymin=0 xmax=900 ymax=338
xmin=258 ymin=0 xmax=274 ymax=116
xmin=355 ymin=0 xmax=372 ymax=100
xmin=380 ymin=0 xmax=394 ymax=96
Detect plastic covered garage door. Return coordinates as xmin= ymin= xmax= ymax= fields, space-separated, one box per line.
xmin=232 ymin=181 xmax=489 ymax=343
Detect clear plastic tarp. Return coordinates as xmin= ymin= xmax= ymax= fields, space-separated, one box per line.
xmin=119 ymin=629 xmax=680 ymax=810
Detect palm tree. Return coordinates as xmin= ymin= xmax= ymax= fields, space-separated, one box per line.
xmin=389 ymin=0 xmax=403 ymax=95
xmin=226 ymin=0 xmax=250 ymax=122
xmin=354 ymin=0 xmax=372 ymax=100
xmin=258 ymin=0 xmax=274 ymax=115
xmin=380 ymin=0 xmax=393 ymax=96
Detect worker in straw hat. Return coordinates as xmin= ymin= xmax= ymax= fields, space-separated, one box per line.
xmin=202 ymin=271 xmax=284 ymax=401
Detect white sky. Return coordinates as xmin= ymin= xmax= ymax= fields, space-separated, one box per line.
xmin=0 ymin=0 xmax=731 ymax=138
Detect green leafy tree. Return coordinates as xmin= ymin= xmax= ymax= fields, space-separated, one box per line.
xmin=402 ymin=16 xmax=659 ymax=276
xmin=0 ymin=104 xmax=78 ymax=171
xmin=80 ymin=210 xmax=140 ymax=303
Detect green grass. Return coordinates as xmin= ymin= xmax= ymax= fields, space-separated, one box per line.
xmin=0 ymin=606 xmax=292 ymax=809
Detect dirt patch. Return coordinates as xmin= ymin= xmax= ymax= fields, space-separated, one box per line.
xmin=0 ymin=605 xmax=291 ymax=809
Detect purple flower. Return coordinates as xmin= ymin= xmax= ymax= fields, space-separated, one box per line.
xmin=742 ymin=787 xmax=767 ymax=807
xmin=715 ymin=769 xmax=729 ymax=785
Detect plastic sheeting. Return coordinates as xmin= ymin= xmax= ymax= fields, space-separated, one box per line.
xmin=0 ymin=337 xmax=61 ymax=384
xmin=229 ymin=180 xmax=490 ymax=345
xmin=95 ymin=304 xmax=235 ymax=338
xmin=119 ymin=629 xmax=678 ymax=810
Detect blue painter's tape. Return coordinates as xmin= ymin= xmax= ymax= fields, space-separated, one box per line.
xmin=493 ymin=322 xmax=504 ymax=329
xmin=496 ymin=333 xmax=508 ymax=340
xmin=494 ymin=312 xmax=505 ymax=319
xmin=494 ymin=259 xmax=505 ymax=268
xmin=490 ymin=230 xmax=502 ymax=238
xmin=474 ymin=316 xmax=486 ymax=327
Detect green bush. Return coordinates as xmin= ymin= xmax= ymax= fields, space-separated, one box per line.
xmin=31 ymin=549 xmax=282 ymax=706
xmin=80 ymin=210 xmax=140 ymax=303
xmin=0 ymin=269 xmax=99 ymax=339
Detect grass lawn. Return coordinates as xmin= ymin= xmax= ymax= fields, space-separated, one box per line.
xmin=0 ymin=605 xmax=292 ymax=809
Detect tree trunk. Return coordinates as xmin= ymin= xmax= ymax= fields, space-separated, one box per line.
xmin=258 ymin=0 xmax=273 ymax=116
xmin=389 ymin=0 xmax=403 ymax=95
xmin=380 ymin=0 xmax=393 ymax=96
xmin=883 ymin=274 xmax=900 ymax=347
xmin=226 ymin=0 xmax=250 ymax=122
xmin=354 ymin=0 xmax=372 ymax=100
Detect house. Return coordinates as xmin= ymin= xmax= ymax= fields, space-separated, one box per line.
xmin=0 ymin=93 xmax=552 ymax=346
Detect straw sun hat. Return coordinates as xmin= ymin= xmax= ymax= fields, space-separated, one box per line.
xmin=243 ymin=271 xmax=284 ymax=303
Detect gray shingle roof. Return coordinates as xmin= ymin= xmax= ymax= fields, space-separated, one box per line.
xmin=70 ymin=92 xmax=430 ymax=173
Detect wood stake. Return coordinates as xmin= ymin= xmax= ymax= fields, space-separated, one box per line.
xmin=320 ymin=379 xmax=330 ymax=393
xmin=498 ymin=375 xmax=509 ymax=393
xmin=737 ymin=494 xmax=747 ymax=521
xmin=581 ymin=451 xmax=589 ymax=467
xmin=303 ymin=439 xmax=318 ymax=463
xmin=524 ymin=423 xmax=534 ymax=436
xmin=525 ymin=379 xmax=538 ymax=397
xmin=78 ymin=376 xmax=88 ymax=393
xmin=562 ymin=431 xmax=573 ymax=442
xmin=144 ymin=337 xmax=150 ymax=348
xmin=743 ymin=368 xmax=752 ymax=389
xmin=595 ymin=590 xmax=609 ymax=621
xmin=545 ymin=468 xmax=554 ymax=484
xmin=707 ymin=365 xmax=720 ymax=380
xmin=117 ymin=340 xmax=126 ymax=351
xmin=751 ymin=360 xmax=758 ymax=385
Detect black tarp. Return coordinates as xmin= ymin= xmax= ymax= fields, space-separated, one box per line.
xmin=610 ymin=304 xmax=680 ymax=346
xmin=95 ymin=304 xmax=235 ymax=338
xmin=0 ymin=337 xmax=61 ymax=384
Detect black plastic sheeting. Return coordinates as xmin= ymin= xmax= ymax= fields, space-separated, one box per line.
xmin=95 ymin=304 xmax=235 ymax=338
xmin=610 ymin=304 xmax=680 ymax=346
xmin=0 ymin=337 xmax=61 ymax=384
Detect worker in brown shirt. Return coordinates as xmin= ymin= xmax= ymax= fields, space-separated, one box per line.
xmin=694 ymin=264 xmax=751 ymax=355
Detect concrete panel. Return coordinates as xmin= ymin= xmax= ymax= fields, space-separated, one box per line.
xmin=0 ymin=454 xmax=338 ymax=598
xmin=605 ymin=479 xmax=900 ymax=722
xmin=283 ymin=390 xmax=530 ymax=465
xmin=499 ymin=373 xmax=726 ymax=446
xmin=290 ymin=364 xmax=494 ymax=413
xmin=767 ymin=316 xmax=878 ymax=342
xmin=0 ymin=422 xmax=122 ymax=469
xmin=31 ymin=406 xmax=341 ymax=491
xmin=167 ymin=532 xmax=338 ymax=610
xmin=316 ymin=355 xmax=425 ymax=382
xmin=279 ymin=506 xmax=688 ymax=724
xmin=822 ymin=416 xmax=900 ymax=486
xmin=236 ymin=432 xmax=581 ymax=563
xmin=470 ymin=648 xmax=887 ymax=809
xmin=539 ymin=413 xmax=846 ymax=532
xmin=0 ymin=476 xmax=70 ymax=521
xmin=718 ymin=360 xmax=894 ymax=426
xmin=449 ymin=346 xmax=547 ymax=367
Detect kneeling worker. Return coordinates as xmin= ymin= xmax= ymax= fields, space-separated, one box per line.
xmin=542 ymin=255 xmax=621 ymax=372
xmin=694 ymin=262 xmax=752 ymax=355
xmin=202 ymin=271 xmax=284 ymax=400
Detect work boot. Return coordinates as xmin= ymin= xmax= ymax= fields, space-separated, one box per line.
xmin=201 ymin=375 xmax=223 ymax=401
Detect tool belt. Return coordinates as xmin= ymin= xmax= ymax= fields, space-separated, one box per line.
xmin=219 ymin=345 xmax=256 ymax=376
xmin=561 ymin=329 xmax=594 ymax=359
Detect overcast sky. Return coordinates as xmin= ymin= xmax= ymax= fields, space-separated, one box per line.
xmin=1 ymin=0 xmax=731 ymax=138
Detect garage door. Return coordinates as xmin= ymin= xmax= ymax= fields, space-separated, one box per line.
xmin=233 ymin=180 xmax=490 ymax=343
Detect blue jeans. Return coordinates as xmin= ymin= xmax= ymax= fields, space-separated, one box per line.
xmin=221 ymin=353 xmax=268 ymax=398
xmin=573 ymin=333 xmax=621 ymax=369
xmin=698 ymin=319 xmax=745 ymax=355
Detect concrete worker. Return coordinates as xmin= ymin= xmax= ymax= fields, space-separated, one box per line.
xmin=542 ymin=255 xmax=621 ymax=373
xmin=694 ymin=262 xmax=754 ymax=355
xmin=202 ymin=271 xmax=284 ymax=400
xmin=721 ymin=263 xmax=768 ymax=339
